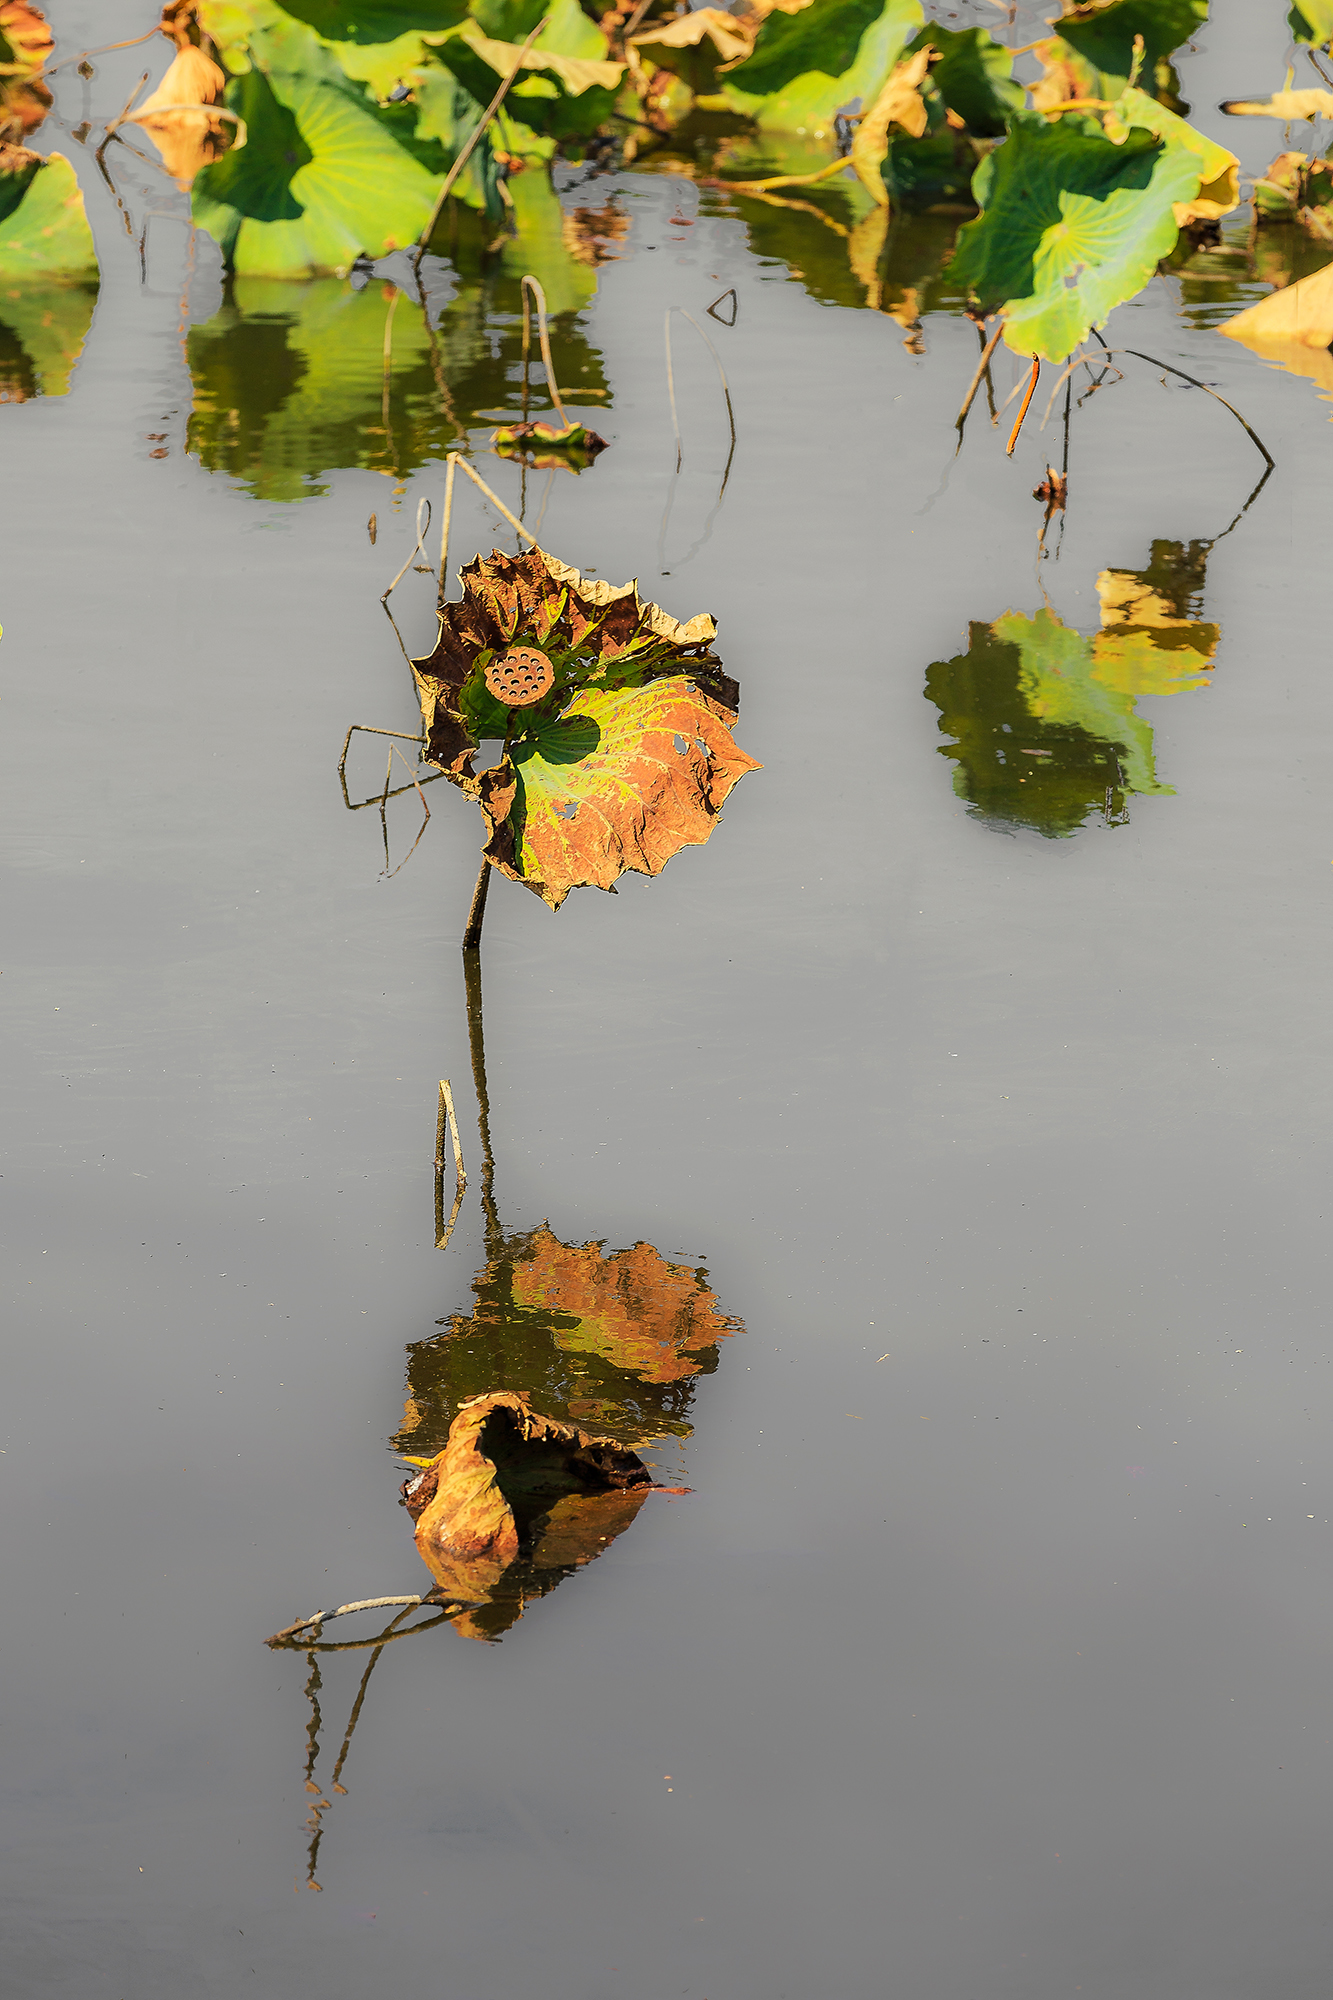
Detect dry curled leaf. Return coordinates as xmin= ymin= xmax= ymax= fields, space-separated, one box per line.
xmin=133 ymin=43 xmax=234 ymax=187
xmin=850 ymin=43 xmax=934 ymax=207
xmin=412 ymin=547 xmax=759 ymax=910
xmin=401 ymin=1391 xmax=652 ymax=1634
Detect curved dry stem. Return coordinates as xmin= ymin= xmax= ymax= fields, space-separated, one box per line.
xmin=955 ymin=321 xmax=1004 ymax=447
xmin=381 ymin=494 xmax=433 ymax=602
xmin=437 ymin=452 xmax=543 ymax=603
xmin=1006 ymin=355 xmax=1040 ymax=455
xmin=47 ymin=26 xmax=163 ymax=76
xmin=520 ymin=275 xmax=570 ymax=431
xmin=1089 ymin=335 xmax=1275 ymax=469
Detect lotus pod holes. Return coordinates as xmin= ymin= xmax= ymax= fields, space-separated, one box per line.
xmin=485 ymin=646 xmax=555 ymax=709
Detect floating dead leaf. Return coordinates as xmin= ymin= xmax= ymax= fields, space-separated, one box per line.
xmin=1218 ymin=259 xmax=1333 ymax=349
xmin=1221 ymin=88 xmax=1333 ymax=122
xmin=401 ymin=1391 xmax=652 ymax=1637
xmin=489 ymin=418 xmax=609 ymax=470
xmin=412 ymin=546 xmax=758 ymax=909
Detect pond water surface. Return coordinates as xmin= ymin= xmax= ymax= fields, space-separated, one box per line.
xmin=6 ymin=3 xmax=1333 ymax=1995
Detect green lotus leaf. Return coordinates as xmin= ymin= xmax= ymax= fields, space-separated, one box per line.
xmin=1055 ymin=0 xmax=1208 ymax=96
xmin=721 ymin=0 xmax=922 ymax=139
xmin=1291 ymin=1 xmax=1333 ymax=46
xmin=276 ymin=0 xmax=467 ymax=45
xmin=0 ymin=150 xmax=98 ymax=279
xmin=0 ymin=275 xmax=97 ymax=398
xmin=946 ymin=106 xmax=1210 ymax=359
xmin=903 ymin=22 xmax=1021 ymax=138
xmin=192 ymin=23 xmax=442 ymax=275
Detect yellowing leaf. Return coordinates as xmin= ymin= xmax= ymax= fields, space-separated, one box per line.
xmin=849 ymin=42 xmax=933 ymax=207
xmin=629 ymin=6 xmax=754 ymax=68
xmin=133 ymin=44 xmax=239 ymax=188
xmin=1218 ymin=259 xmax=1333 ymax=347
xmin=457 ymin=19 xmax=622 ymax=96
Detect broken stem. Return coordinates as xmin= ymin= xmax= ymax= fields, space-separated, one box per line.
xmin=956 ymin=321 xmax=1005 ymax=445
xmin=437 ymin=452 xmax=457 ymax=600
xmin=461 ymin=857 xmax=492 ymax=951
xmin=381 ymin=494 xmax=433 ymax=602
xmin=414 ymin=17 xmax=549 ymax=261
xmin=1006 ymin=354 xmax=1040 ymax=455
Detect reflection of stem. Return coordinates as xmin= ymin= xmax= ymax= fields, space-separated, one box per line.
xmin=462 ymin=860 xmax=492 ymax=952
xmin=955 ymin=322 xmax=1004 ymax=450
xmin=381 ymin=287 xmax=399 ymax=473
xmin=463 ymin=947 xmax=500 ymax=1246
xmin=520 ymin=275 xmax=570 ymax=431
xmin=329 ymin=1605 xmax=417 ymax=1793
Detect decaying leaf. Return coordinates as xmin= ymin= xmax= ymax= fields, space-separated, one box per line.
xmin=489 ymin=418 xmax=608 ymax=469
xmin=412 ymin=547 xmax=758 ymax=910
xmin=0 ymin=0 xmax=52 ymax=142
xmin=1218 ymin=259 xmax=1333 ymax=349
xmin=924 ymin=540 xmax=1218 ymax=838
xmin=135 ymin=43 xmax=237 ymax=187
xmin=401 ymin=1390 xmax=652 ymax=1633
xmin=849 ymin=42 xmax=933 ymax=206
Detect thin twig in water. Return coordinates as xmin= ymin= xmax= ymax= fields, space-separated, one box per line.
xmin=956 ymin=322 xmax=1005 ymax=446
xmin=1006 ymin=355 xmax=1040 ymax=455
xmin=381 ymin=494 xmax=433 ymax=602
xmin=520 ymin=275 xmax=570 ymax=431
xmin=47 ymin=25 xmax=163 ymax=75
xmin=381 ymin=747 xmax=433 ymax=879
xmin=414 ymin=17 xmax=549 ymax=263
xmin=437 ymin=453 xmax=458 ymax=600
xmin=97 ymin=70 xmax=150 ymax=147
xmin=267 ymin=1596 xmax=432 ymax=1647
xmin=439 ymin=452 xmax=543 ymax=582
xmin=1088 ymin=330 xmax=1274 ymax=468
xmin=663 ymin=307 xmax=737 ymax=494
xmin=435 ymin=1079 xmax=466 ymax=1185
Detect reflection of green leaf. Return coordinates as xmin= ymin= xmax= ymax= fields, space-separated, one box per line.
xmin=186 ymin=256 xmax=608 ymax=498
xmin=1291 ymin=1 xmax=1333 ymax=46
xmin=723 ymin=0 xmax=923 ymax=139
xmin=1056 ymin=0 xmax=1207 ymax=94
xmin=192 ymin=23 xmax=440 ymax=275
xmin=0 ymin=151 xmax=98 ymax=278
xmin=924 ymin=543 xmax=1219 ymax=838
xmin=947 ymin=105 xmax=1209 ymax=359
xmin=904 ymin=22 xmax=1021 ymax=138
xmin=0 ymin=277 xmax=97 ymax=398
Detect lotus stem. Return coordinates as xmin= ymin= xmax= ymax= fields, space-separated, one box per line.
xmin=381 ymin=494 xmax=433 ymax=602
xmin=414 ymin=16 xmax=549 ymax=260
xmin=664 ymin=308 xmax=737 ymax=490
xmin=955 ymin=321 xmax=1005 ymax=444
xmin=1089 ymin=333 xmax=1274 ymax=469
xmin=520 ymin=275 xmax=570 ymax=431
xmin=462 ymin=857 xmax=492 ymax=950
xmin=1006 ymin=355 xmax=1040 ymax=454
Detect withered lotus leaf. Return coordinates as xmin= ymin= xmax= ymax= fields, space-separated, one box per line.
xmin=412 ymin=547 xmax=759 ymax=909
xmin=509 ymin=1228 xmax=739 ymax=1386
xmin=401 ymin=1391 xmax=651 ymax=1619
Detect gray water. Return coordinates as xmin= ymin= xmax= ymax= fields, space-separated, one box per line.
xmin=6 ymin=3 xmax=1333 ymax=1993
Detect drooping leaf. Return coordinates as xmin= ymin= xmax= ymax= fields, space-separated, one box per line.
xmin=1053 ymin=0 xmax=1208 ymax=96
xmin=401 ymin=1391 xmax=652 ymax=1631
xmin=721 ymin=0 xmax=923 ymax=140
xmin=946 ymin=99 xmax=1234 ymax=359
xmin=848 ymin=41 xmax=931 ymax=205
xmin=0 ymin=148 xmax=98 ymax=278
xmin=903 ymin=21 xmax=1021 ymax=138
xmin=925 ymin=541 xmax=1219 ymax=837
xmin=134 ymin=42 xmax=239 ymax=188
xmin=434 ymin=18 xmax=621 ymax=141
xmin=398 ymin=1226 xmax=739 ymax=1453
xmin=411 ymin=547 xmax=757 ymax=908
xmin=192 ymin=20 xmax=441 ymax=275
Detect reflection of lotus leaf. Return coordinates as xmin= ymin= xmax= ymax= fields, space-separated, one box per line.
xmin=925 ymin=542 xmax=1218 ymax=838
xmin=402 ymin=1391 xmax=652 ymax=1639
xmin=0 ymin=275 xmax=97 ymax=399
xmin=397 ymin=1226 xmax=741 ymax=1453
xmin=1055 ymin=0 xmax=1208 ymax=96
xmin=185 ymin=262 xmax=608 ymax=499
